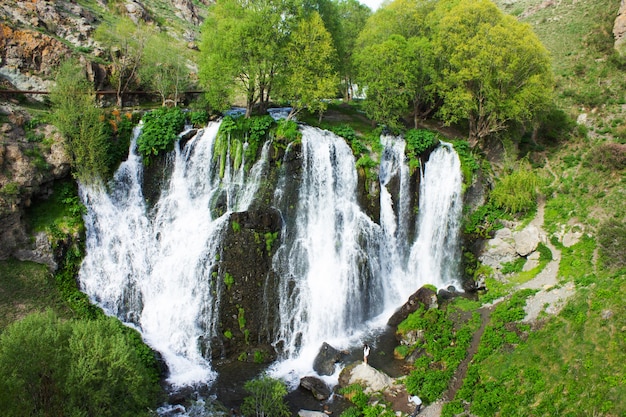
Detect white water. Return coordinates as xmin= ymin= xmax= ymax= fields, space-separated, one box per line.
xmin=79 ymin=121 xmax=271 ymax=387
xmin=78 ymin=121 xmax=463 ymax=390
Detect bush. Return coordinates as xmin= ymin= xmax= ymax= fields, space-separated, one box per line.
xmin=0 ymin=311 xmax=161 ymax=417
xmin=490 ymin=165 xmax=538 ymax=214
xmin=137 ymin=107 xmax=186 ymax=160
xmin=241 ymin=375 xmax=290 ymax=417
xmin=585 ymin=142 xmax=626 ymax=171
xmin=597 ymin=219 xmax=626 ymax=270
xmin=405 ymin=129 xmax=439 ymax=173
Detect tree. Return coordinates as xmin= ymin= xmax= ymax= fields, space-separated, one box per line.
xmin=0 ymin=311 xmax=160 ymax=417
xmin=199 ymin=0 xmax=296 ymax=117
xmin=241 ymin=375 xmax=290 ymax=417
xmin=140 ymin=32 xmax=190 ymax=106
xmin=50 ymin=59 xmax=110 ymax=183
xmin=280 ymin=11 xmax=339 ymax=120
xmin=95 ymin=17 xmax=149 ymax=108
xmin=355 ymin=34 xmax=413 ymax=130
xmin=354 ymin=0 xmax=438 ymax=128
xmin=334 ymin=0 xmax=371 ymax=100
xmin=433 ymin=0 xmax=553 ymax=143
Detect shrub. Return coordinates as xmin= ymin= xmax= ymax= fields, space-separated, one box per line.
xmin=585 ymin=142 xmax=626 ymax=171
xmin=137 ymin=107 xmax=186 ymax=160
xmin=597 ymin=219 xmax=626 ymax=269
xmin=405 ymin=129 xmax=439 ymax=173
xmin=490 ymin=165 xmax=538 ymax=214
xmin=241 ymin=375 xmax=290 ymax=417
xmin=0 ymin=311 xmax=160 ymax=417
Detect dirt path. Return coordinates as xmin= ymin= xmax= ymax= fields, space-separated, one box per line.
xmin=416 ymin=200 xmax=572 ymax=417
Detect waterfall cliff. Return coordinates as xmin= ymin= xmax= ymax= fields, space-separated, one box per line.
xmin=78 ymin=121 xmax=463 ymax=388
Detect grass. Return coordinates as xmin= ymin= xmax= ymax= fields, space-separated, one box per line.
xmin=0 ymin=259 xmax=71 ymax=331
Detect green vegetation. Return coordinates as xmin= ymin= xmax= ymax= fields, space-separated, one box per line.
xmin=404 ymin=129 xmax=439 ymax=172
xmin=490 ymin=162 xmax=539 ymax=215
xmin=50 ymin=59 xmax=110 ymax=183
xmin=137 ymin=106 xmax=186 ymax=160
xmin=241 ymin=375 xmax=291 ymax=417
xmin=399 ymin=306 xmax=481 ymax=403
xmin=0 ymin=311 xmax=161 ymax=417
xmin=339 ymin=383 xmax=396 ymax=417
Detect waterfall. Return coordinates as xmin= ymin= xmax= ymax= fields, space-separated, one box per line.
xmin=408 ymin=142 xmax=463 ymax=288
xmin=79 ymin=121 xmax=271 ymax=388
xmin=78 ymin=120 xmax=463 ymax=390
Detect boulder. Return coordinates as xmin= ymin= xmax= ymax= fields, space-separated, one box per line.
xmin=300 ymin=376 xmax=331 ymax=401
xmin=313 ymin=342 xmax=344 ymax=376
xmin=478 ymin=227 xmax=517 ymax=271
xmin=338 ymin=363 xmax=395 ymax=394
xmin=387 ymin=286 xmax=437 ymax=327
xmin=513 ymin=225 xmax=541 ymax=257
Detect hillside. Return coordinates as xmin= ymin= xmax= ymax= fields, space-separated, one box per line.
xmin=0 ymin=0 xmax=625 ymax=416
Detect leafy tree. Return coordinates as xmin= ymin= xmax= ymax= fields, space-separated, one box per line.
xmin=95 ymin=17 xmax=149 ymax=107
xmin=281 ymin=11 xmax=338 ymax=120
xmin=334 ymin=0 xmax=371 ymax=100
xmin=0 ymin=311 xmax=161 ymax=417
xmin=50 ymin=59 xmax=110 ymax=183
xmin=199 ymin=0 xmax=296 ymax=117
xmin=140 ymin=31 xmax=190 ymax=106
xmin=355 ymin=34 xmax=413 ymax=130
xmin=354 ymin=0 xmax=437 ymax=128
xmin=433 ymin=0 xmax=553 ymax=143
xmin=241 ymin=375 xmax=290 ymax=417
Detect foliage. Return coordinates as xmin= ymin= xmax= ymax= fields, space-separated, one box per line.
xmin=597 ymin=219 xmax=626 ymax=270
xmin=500 ymin=257 xmax=526 ymax=275
xmin=94 ymin=17 xmax=149 ymax=107
xmin=281 ymin=12 xmax=339 ymax=120
xmin=404 ymin=128 xmax=439 ymax=172
xmin=585 ymin=142 xmax=626 ymax=171
xmin=400 ymin=307 xmax=480 ymax=403
xmin=463 ymin=201 xmax=506 ymax=239
xmin=334 ymin=0 xmax=372 ymax=100
xmin=434 ymin=0 xmax=554 ymax=142
xmin=50 ymin=59 xmax=110 ymax=183
xmin=224 ymin=272 xmax=234 ymax=291
xmin=451 ymin=139 xmax=481 ymax=191
xmin=0 ymin=311 xmax=161 ymax=417
xmin=241 ymin=375 xmax=290 ymax=417
xmin=137 ymin=107 xmax=186 ymax=160
xmin=489 ymin=163 xmax=539 ymax=214
xmin=275 ymin=118 xmax=302 ymax=142
xmin=199 ymin=0 xmax=296 ymax=116
xmin=189 ymin=110 xmax=210 ymax=128
xmin=140 ymin=30 xmax=190 ymax=106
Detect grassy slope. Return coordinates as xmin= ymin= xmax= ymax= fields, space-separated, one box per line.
xmin=455 ymin=0 xmax=626 ymax=415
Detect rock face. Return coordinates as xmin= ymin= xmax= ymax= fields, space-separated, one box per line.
xmin=513 ymin=224 xmax=541 ymax=257
xmin=0 ymin=105 xmax=71 ymax=264
xmin=614 ymin=0 xmax=626 ymax=54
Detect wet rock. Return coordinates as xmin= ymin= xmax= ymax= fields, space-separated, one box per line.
xmin=387 ymin=286 xmax=437 ymax=327
xmin=313 ymin=342 xmax=344 ymax=376
xmin=300 ymin=376 xmax=331 ymax=401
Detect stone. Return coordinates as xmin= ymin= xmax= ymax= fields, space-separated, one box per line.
xmin=513 ymin=225 xmax=541 ymax=257
xmin=313 ymin=342 xmax=344 ymax=376
xmin=339 ymin=363 xmax=395 ymax=394
xmin=387 ymin=286 xmax=437 ymax=327
xmin=478 ymin=227 xmax=517 ymax=270
xmin=300 ymin=376 xmax=332 ymax=401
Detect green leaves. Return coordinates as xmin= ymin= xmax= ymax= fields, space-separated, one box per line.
xmin=0 ymin=312 xmax=160 ymax=417
xmin=241 ymin=375 xmax=290 ymax=417
xmin=137 ymin=107 xmax=186 ymax=160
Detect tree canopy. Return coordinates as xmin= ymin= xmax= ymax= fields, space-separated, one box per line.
xmin=354 ymin=0 xmax=553 ymax=139
xmin=0 ymin=311 xmax=161 ymax=417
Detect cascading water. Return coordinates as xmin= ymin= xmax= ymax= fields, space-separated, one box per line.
xmin=79 ymin=120 xmax=271 ymax=387
xmin=78 ymin=119 xmax=463 ymax=392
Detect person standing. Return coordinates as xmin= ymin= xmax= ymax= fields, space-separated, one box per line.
xmin=363 ymin=343 xmax=370 ymax=365
xmin=409 ymin=394 xmax=422 ymax=416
